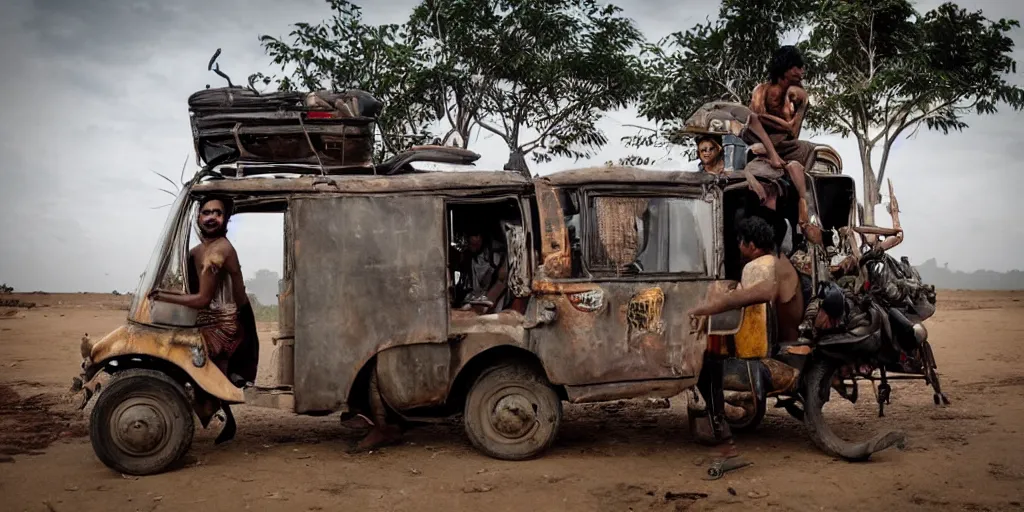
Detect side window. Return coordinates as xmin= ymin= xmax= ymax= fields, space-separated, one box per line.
xmin=586 ymin=195 xmax=711 ymax=276
xmin=559 ymin=188 xmax=584 ymax=278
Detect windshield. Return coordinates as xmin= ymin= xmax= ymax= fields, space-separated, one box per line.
xmin=128 ymin=185 xmax=193 ymax=321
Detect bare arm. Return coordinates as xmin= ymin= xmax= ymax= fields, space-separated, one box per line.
xmin=789 ymin=87 xmax=809 ymax=138
xmin=688 ymin=279 xmax=776 ymax=317
xmin=151 ymin=245 xmax=229 ymax=310
xmin=751 ymin=83 xmax=796 ymax=132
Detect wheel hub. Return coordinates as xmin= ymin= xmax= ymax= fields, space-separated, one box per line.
xmin=111 ymin=399 xmax=169 ymax=456
xmin=490 ymin=394 xmax=536 ymax=439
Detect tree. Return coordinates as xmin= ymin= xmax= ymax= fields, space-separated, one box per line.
xmin=630 ymin=0 xmax=814 ymax=163
xmin=251 ymin=0 xmax=440 ymax=160
xmin=804 ymin=0 xmax=1024 ymax=223
xmin=404 ymin=0 xmax=647 ymax=176
xmin=633 ymin=0 xmax=1023 ymax=223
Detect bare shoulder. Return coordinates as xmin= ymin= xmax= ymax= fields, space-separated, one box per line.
xmin=208 ymin=237 xmax=238 ymax=257
xmin=742 ymin=254 xmax=777 ymax=286
xmin=199 ymin=238 xmax=237 ymax=273
xmin=749 ymin=82 xmax=768 ymax=110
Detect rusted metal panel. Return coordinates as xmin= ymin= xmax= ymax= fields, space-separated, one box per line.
xmin=565 ymin=377 xmax=698 ymax=403
xmin=540 ymin=166 xmax=716 ymax=187
xmin=533 ymin=181 xmax=571 ymax=279
xmin=291 ymin=195 xmax=449 ymax=413
xmin=243 ymin=386 xmax=295 ymax=411
xmin=192 ymin=170 xmax=530 ymax=195
xmin=531 ymin=281 xmax=711 ymax=386
xmin=376 ymin=343 xmax=451 ymax=410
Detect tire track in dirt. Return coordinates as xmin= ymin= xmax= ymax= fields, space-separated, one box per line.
xmin=0 ymin=383 xmax=88 ymax=463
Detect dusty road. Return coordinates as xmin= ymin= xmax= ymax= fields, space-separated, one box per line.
xmin=1 ymin=291 xmax=1022 ymax=512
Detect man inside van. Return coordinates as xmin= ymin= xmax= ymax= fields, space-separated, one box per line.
xmin=149 ymin=195 xmax=260 ymax=445
xmin=452 ymin=223 xmax=510 ymax=314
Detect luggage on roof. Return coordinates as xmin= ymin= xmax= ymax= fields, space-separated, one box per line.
xmin=188 ymin=87 xmax=383 ymax=173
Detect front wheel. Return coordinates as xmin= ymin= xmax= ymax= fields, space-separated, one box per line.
xmin=802 ymin=357 xmax=906 ymax=461
xmin=89 ymin=369 xmax=195 ymax=476
xmin=464 ymin=363 xmax=562 ymax=461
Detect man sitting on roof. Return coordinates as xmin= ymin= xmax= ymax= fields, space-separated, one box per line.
xmin=749 ymin=45 xmax=821 ymax=244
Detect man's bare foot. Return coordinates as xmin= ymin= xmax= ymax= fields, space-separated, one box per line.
xmin=338 ymin=414 xmax=372 ymax=436
xmin=716 ymin=440 xmax=740 ymax=459
xmin=350 ymin=425 xmax=402 ymax=453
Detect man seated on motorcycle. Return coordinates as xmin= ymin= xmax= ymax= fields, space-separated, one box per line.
xmin=687 ymin=217 xmax=805 ymax=456
xmin=691 ymin=216 xmax=804 ymax=341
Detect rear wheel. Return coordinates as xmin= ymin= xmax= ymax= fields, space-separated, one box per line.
xmin=464 ymin=363 xmax=562 ymax=461
xmin=89 ymin=369 xmax=195 ymax=476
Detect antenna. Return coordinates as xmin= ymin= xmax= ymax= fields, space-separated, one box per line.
xmin=207 ymin=48 xmax=235 ymax=88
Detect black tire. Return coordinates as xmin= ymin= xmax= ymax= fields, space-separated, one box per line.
xmin=802 ymin=357 xmax=906 ymax=461
xmin=89 ymin=369 xmax=195 ymax=476
xmin=463 ymin=363 xmax=562 ymax=461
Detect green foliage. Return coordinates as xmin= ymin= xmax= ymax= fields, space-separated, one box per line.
xmin=803 ymin=0 xmax=1024 ymax=214
xmin=409 ymin=0 xmax=646 ymax=170
xmin=628 ymin=0 xmax=815 ymax=165
xmin=253 ymin=0 xmax=645 ymax=172
xmin=251 ymin=0 xmax=439 ymax=160
xmin=633 ymin=0 xmax=1022 ymax=217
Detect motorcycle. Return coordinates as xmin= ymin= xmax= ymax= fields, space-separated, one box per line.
xmin=714 ymin=245 xmax=946 ymax=461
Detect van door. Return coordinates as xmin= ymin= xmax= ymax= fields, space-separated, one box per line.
xmin=290 ymin=195 xmax=449 ymax=413
xmin=531 ymin=184 xmax=721 ymax=386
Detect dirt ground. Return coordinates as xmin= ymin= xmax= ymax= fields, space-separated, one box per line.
xmin=0 ymin=290 xmax=1022 ymax=512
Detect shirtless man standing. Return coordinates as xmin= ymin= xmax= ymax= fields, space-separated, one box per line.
xmin=749 ymin=45 xmax=821 ymax=243
xmin=686 ymin=217 xmax=804 ymax=460
xmin=149 ymin=195 xmax=259 ymax=444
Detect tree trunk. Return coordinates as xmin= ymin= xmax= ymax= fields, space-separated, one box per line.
xmin=504 ymin=150 xmax=531 ymax=179
xmin=859 ymin=145 xmax=879 ymax=226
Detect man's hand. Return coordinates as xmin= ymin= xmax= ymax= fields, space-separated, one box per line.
xmin=688 ymin=296 xmax=722 ymax=318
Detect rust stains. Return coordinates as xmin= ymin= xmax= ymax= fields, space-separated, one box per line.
xmin=86 ymin=324 xmax=244 ymax=403
xmin=533 ymin=182 xmax=571 ymax=279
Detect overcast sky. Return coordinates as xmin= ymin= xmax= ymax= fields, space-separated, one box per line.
xmin=1 ymin=0 xmax=1022 ymax=293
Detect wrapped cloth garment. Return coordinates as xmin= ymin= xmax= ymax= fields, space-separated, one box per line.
xmin=194 ymin=267 xmax=259 ymax=384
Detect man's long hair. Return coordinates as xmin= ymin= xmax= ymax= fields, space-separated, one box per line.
xmin=768 ymin=45 xmax=804 ymax=83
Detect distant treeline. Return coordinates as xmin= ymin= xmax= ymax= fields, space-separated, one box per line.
xmin=914 ymin=259 xmax=1024 ymax=291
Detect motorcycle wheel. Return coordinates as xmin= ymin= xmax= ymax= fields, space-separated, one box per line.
xmin=802 ymin=357 xmax=907 ymax=461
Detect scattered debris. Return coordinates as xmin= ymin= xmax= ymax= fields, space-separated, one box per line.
xmin=727 ymin=487 xmax=737 ymax=496
xmin=665 ymin=491 xmax=709 ymax=503
xmin=463 ymin=484 xmax=493 ymax=493
xmin=747 ymin=490 xmax=769 ymax=499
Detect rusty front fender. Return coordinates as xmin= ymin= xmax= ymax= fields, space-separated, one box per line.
xmin=83 ymin=323 xmax=244 ymax=404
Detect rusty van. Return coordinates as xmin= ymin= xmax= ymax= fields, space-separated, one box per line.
xmin=70 ymin=150 xmax=740 ymax=475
